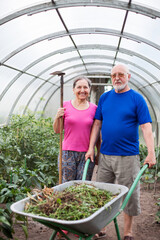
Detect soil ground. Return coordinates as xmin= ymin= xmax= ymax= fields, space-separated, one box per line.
xmin=1 ymin=166 xmax=160 ymax=240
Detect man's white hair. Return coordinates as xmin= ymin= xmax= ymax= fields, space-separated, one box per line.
xmin=111 ymin=64 xmax=130 ymax=74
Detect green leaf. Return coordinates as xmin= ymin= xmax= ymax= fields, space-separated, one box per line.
xmin=0 ymin=188 xmax=9 ymax=194
xmin=13 ymin=174 xmax=19 ymax=184
xmin=0 ymin=216 xmax=10 ymax=226
xmin=0 ymin=196 xmax=5 ymax=204
xmin=57 ymin=198 xmax=61 ymax=204
xmin=22 ymin=224 xmax=28 ymax=238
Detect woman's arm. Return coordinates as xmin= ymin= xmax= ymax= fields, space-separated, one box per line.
xmin=53 ymin=108 xmax=65 ymax=133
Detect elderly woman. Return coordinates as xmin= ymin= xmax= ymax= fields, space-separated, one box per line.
xmin=53 ymin=76 xmax=98 ymax=183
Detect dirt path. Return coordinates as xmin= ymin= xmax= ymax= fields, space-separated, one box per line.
xmin=8 ymin=167 xmax=160 ymax=240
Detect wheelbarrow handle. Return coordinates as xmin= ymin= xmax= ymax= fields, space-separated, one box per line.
xmin=82 ymin=160 xmax=148 ymax=211
xmin=119 ymin=164 xmax=149 ymax=212
xmin=82 ymin=158 xmax=91 ymax=180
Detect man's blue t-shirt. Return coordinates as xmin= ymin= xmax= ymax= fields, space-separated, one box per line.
xmin=95 ymin=89 xmax=152 ymax=156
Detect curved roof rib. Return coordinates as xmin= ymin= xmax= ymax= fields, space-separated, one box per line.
xmin=1 ymin=0 xmax=160 ymax=26
xmin=1 ymin=28 xmax=160 ymax=64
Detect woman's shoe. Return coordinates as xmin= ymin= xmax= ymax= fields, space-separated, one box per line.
xmin=57 ymin=230 xmax=68 ymax=238
xmin=74 ymin=234 xmax=79 ymax=237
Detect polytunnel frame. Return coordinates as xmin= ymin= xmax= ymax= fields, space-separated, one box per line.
xmin=4 ymin=42 xmax=160 ymax=124
xmin=0 ymin=0 xmax=160 ymax=145
xmin=1 ymin=2 xmax=160 ymax=95
xmin=1 ymin=0 xmax=160 ymax=25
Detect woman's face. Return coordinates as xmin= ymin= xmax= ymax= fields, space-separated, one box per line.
xmin=73 ymin=79 xmax=90 ymax=100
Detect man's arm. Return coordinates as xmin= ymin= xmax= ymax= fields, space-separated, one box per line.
xmin=85 ymin=119 xmax=102 ymax=162
xmin=95 ymin=132 xmax=101 ymax=165
xmin=140 ymin=122 xmax=156 ymax=168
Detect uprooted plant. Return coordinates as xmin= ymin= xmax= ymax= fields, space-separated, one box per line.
xmin=25 ymin=183 xmax=116 ymax=221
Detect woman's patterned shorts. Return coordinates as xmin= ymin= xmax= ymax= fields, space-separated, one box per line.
xmin=58 ymin=150 xmax=95 ymax=183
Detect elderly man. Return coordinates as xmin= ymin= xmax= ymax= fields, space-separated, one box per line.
xmin=86 ymin=64 xmax=156 ymax=240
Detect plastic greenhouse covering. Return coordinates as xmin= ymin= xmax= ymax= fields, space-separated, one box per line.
xmin=0 ymin=0 xmax=160 ymax=145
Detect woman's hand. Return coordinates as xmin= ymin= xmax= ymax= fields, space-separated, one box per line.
xmin=53 ymin=108 xmax=65 ymax=133
xmin=55 ymin=107 xmax=65 ymax=119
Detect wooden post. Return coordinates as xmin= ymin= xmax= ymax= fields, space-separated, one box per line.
xmin=50 ymin=71 xmax=65 ymax=184
xmin=59 ymin=74 xmax=64 ymax=184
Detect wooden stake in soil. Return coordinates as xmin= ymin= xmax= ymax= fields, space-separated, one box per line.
xmin=50 ymin=71 xmax=65 ymax=184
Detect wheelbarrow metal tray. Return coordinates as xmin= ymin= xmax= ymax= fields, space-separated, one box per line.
xmin=11 ymin=180 xmax=128 ymax=234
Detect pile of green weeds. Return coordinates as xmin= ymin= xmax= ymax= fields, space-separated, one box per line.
xmin=25 ymin=183 xmax=115 ymax=220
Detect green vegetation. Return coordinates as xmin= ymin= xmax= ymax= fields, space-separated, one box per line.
xmin=25 ymin=183 xmax=114 ymax=220
xmin=139 ymin=144 xmax=160 ymax=223
xmin=139 ymin=144 xmax=160 ymax=188
xmin=0 ymin=207 xmax=14 ymax=240
xmin=0 ymin=113 xmax=60 ymax=239
xmin=0 ymin=114 xmax=59 ymax=191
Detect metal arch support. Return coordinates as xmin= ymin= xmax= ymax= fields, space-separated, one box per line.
xmin=6 ymin=78 xmax=58 ymax=125
xmin=131 ymin=79 xmax=160 ymax=113
xmin=3 ymin=43 xmax=160 ymax=123
xmin=49 ymin=28 xmax=160 ymax=51
xmin=5 ymin=56 xmax=160 ymax=123
xmin=23 ymin=64 xmax=93 ymax=115
xmin=1 ymin=0 xmax=160 ymax=26
xmin=23 ymin=44 xmax=160 ymax=70
xmin=129 ymin=77 xmax=160 ymax=150
xmin=129 ymin=70 xmax=160 ymax=97
xmin=0 ymin=64 xmax=55 ymax=101
xmin=1 ymin=28 xmax=160 ymax=64
xmin=125 ymin=83 xmax=159 ymax=147
xmin=1 ymin=43 xmax=160 ymax=102
xmin=1 ymin=43 xmax=159 ymax=102
xmin=3 ymin=42 xmax=160 ymax=124
xmin=22 ymin=75 xmax=58 ymax=115
xmin=4 ymin=51 xmax=159 ymax=124
xmin=129 ymin=79 xmax=159 ymax=145
xmin=33 ymin=54 xmax=159 ymax=83
xmin=27 ymin=61 xmax=158 ymax=114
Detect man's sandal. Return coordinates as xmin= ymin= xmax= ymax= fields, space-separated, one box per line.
xmin=124 ymin=236 xmax=134 ymax=240
xmin=94 ymin=231 xmax=106 ymax=239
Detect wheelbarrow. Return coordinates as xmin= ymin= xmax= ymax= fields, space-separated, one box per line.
xmin=10 ymin=159 xmax=148 ymax=240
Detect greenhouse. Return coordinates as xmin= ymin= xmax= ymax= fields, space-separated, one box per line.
xmin=0 ymin=1 xmax=160 ymax=240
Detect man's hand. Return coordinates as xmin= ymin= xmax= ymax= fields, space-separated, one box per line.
xmin=143 ymin=152 xmax=156 ymax=168
xmin=85 ymin=149 xmax=94 ymax=162
xmin=85 ymin=119 xmax=102 ymax=163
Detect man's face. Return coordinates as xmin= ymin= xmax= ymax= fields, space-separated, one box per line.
xmin=111 ymin=65 xmax=131 ymax=93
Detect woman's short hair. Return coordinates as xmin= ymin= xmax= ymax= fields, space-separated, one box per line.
xmin=73 ymin=76 xmax=92 ymax=88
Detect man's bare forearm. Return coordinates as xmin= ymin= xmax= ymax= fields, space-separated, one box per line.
xmin=140 ymin=122 xmax=156 ymax=167
xmin=85 ymin=119 xmax=102 ymax=161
